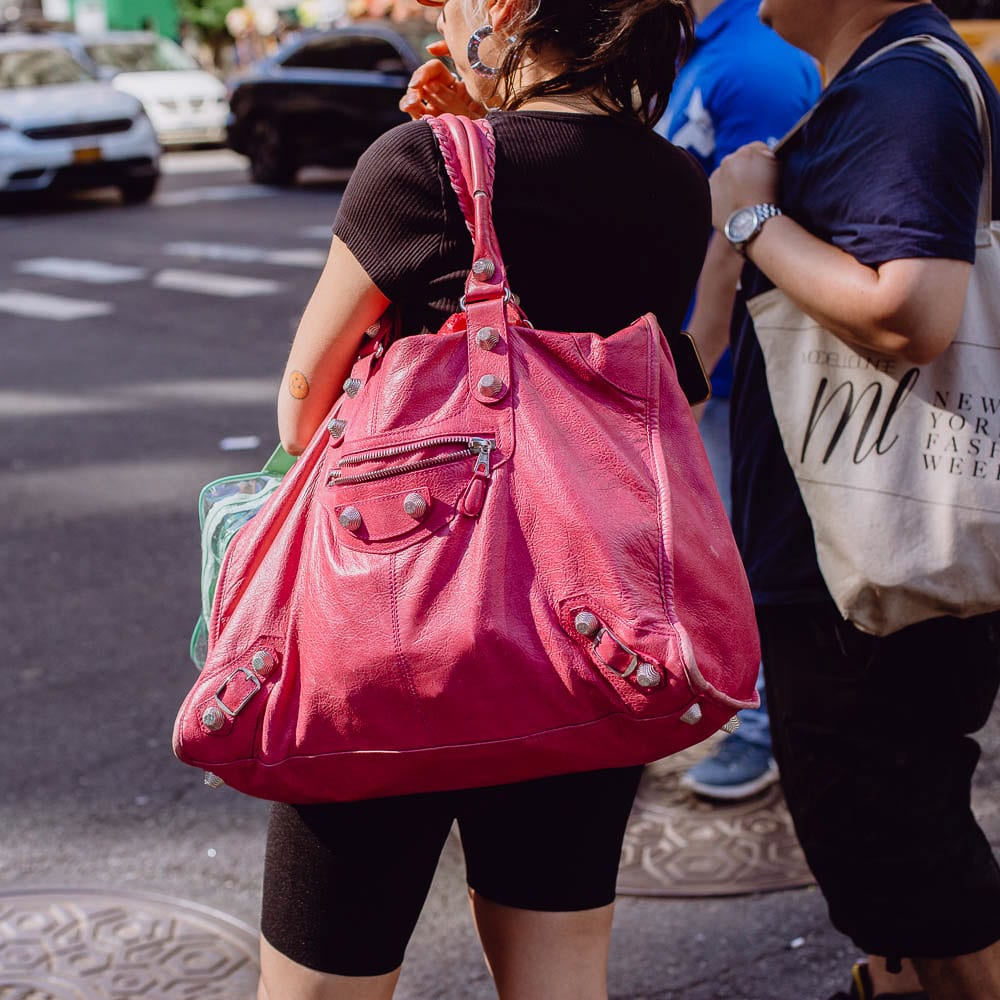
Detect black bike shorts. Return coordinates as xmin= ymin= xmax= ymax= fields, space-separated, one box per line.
xmin=260 ymin=765 xmax=643 ymax=976
xmin=760 ymin=601 xmax=1000 ymax=960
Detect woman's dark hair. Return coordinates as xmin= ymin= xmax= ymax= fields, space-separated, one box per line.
xmin=494 ymin=0 xmax=694 ymax=126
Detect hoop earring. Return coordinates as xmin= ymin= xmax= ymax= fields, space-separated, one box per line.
xmin=467 ymin=24 xmax=500 ymax=78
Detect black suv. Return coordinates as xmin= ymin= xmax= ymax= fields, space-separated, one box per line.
xmin=227 ymin=22 xmax=437 ymax=185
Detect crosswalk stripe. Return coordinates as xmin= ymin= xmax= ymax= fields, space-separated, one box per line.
xmin=15 ymin=258 xmax=147 ymax=284
xmin=163 ymin=241 xmax=261 ymax=263
xmin=300 ymin=225 xmax=333 ymax=240
xmin=0 ymin=377 xmax=277 ymax=418
xmin=163 ymin=242 xmax=326 ymax=268
xmin=266 ymin=248 xmax=327 ymax=268
xmin=0 ymin=289 xmax=113 ymax=320
xmin=153 ymin=269 xmax=282 ymax=297
xmin=155 ymin=185 xmax=279 ymax=207
xmin=160 ymin=150 xmax=248 ymax=175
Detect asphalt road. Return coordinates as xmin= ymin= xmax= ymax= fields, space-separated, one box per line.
xmin=0 ymin=150 xmax=992 ymax=1000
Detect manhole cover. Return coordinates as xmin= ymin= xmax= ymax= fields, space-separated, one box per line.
xmin=620 ymin=720 xmax=1000 ymax=898
xmin=617 ymin=741 xmax=813 ymax=897
xmin=0 ymin=890 xmax=258 ymax=999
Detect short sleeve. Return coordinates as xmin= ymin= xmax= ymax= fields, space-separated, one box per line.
xmin=710 ymin=50 xmax=819 ymax=165
xmin=333 ymin=119 xmax=453 ymax=304
xmin=786 ymin=49 xmax=984 ymax=266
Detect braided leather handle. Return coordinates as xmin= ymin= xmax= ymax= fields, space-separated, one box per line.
xmin=426 ymin=114 xmax=509 ymax=303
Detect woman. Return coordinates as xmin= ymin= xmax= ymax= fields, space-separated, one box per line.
xmin=260 ymin=2 xmax=708 ymax=998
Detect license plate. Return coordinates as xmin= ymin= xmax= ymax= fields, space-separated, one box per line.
xmin=73 ymin=147 xmax=102 ymax=163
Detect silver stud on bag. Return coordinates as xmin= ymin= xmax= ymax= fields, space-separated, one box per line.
xmin=204 ymin=771 xmax=225 ymax=789
xmin=202 ymin=706 xmax=225 ymax=732
xmin=251 ymin=649 xmax=277 ymax=678
xmin=339 ymin=506 xmax=363 ymax=532
xmin=574 ymin=612 xmax=601 ymax=637
xmin=365 ymin=322 xmax=381 ymax=338
xmin=343 ymin=377 xmax=363 ymax=399
xmin=403 ymin=493 xmax=428 ymax=520
xmin=327 ymin=418 xmax=347 ymax=440
xmin=635 ymin=662 xmax=662 ymax=688
xmin=476 ymin=327 xmax=500 ymax=351
xmin=478 ymin=374 xmax=505 ymax=398
xmin=680 ymin=703 xmax=703 ymax=726
xmin=472 ymin=258 xmax=496 ymax=279
xmin=722 ymin=715 xmax=741 ymax=735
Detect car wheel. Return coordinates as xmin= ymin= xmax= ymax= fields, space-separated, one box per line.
xmin=119 ymin=175 xmax=159 ymax=205
xmin=248 ymin=120 xmax=296 ymax=186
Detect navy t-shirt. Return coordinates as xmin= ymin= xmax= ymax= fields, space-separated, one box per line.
xmin=730 ymin=3 xmax=1000 ymax=604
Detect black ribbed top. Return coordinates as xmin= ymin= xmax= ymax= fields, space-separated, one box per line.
xmin=335 ymin=110 xmax=710 ymax=345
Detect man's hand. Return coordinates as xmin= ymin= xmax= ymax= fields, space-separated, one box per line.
xmin=400 ymin=41 xmax=486 ymax=120
xmin=709 ymin=142 xmax=780 ymax=232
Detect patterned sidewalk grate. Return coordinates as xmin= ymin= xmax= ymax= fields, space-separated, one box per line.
xmin=0 ymin=890 xmax=258 ymax=999
xmin=619 ymin=709 xmax=1000 ymax=898
xmin=617 ymin=741 xmax=813 ymax=898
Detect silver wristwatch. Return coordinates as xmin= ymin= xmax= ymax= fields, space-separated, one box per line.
xmin=723 ymin=203 xmax=782 ymax=257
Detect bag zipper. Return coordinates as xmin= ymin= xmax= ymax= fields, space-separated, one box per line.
xmin=330 ymin=436 xmax=494 ymax=487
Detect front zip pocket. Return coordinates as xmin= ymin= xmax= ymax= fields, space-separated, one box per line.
xmin=329 ymin=436 xmax=494 ymax=487
xmin=323 ymin=435 xmax=496 ymax=549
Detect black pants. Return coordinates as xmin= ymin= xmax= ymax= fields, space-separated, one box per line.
xmin=760 ymin=601 xmax=1000 ymax=959
xmin=260 ymin=765 xmax=643 ymax=976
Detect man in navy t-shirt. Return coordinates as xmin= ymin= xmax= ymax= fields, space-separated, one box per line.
xmin=710 ymin=1 xmax=1000 ymax=997
xmin=657 ymin=0 xmax=820 ymax=802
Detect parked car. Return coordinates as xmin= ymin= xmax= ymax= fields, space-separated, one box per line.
xmin=55 ymin=31 xmax=228 ymax=147
xmin=0 ymin=35 xmax=160 ymax=203
xmin=226 ymin=23 xmax=433 ymax=186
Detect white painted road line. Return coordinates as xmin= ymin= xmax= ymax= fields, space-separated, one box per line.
xmin=155 ymin=185 xmax=279 ymax=207
xmin=160 ymin=150 xmax=248 ymax=175
xmin=300 ymin=225 xmax=333 ymax=240
xmin=153 ymin=268 xmax=283 ymax=297
xmin=15 ymin=258 xmax=147 ymax=284
xmin=163 ymin=241 xmax=327 ymax=269
xmin=266 ymin=248 xmax=327 ymax=268
xmin=0 ymin=377 xmax=277 ymax=418
xmin=0 ymin=289 xmax=113 ymax=320
xmin=163 ymin=241 xmax=261 ymax=263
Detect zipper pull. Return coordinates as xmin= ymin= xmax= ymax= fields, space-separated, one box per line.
xmin=470 ymin=438 xmax=493 ymax=477
xmin=460 ymin=439 xmax=493 ymax=517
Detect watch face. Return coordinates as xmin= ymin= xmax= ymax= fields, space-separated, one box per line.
xmin=726 ymin=207 xmax=758 ymax=243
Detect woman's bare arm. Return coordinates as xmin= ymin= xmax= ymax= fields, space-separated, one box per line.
xmin=278 ymin=237 xmax=389 ymax=454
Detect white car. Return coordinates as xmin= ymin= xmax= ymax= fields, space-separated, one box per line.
xmin=70 ymin=32 xmax=228 ymax=147
xmin=0 ymin=36 xmax=160 ymax=202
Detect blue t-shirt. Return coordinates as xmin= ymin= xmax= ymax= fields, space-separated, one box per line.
xmin=659 ymin=0 xmax=820 ymax=397
xmin=730 ymin=3 xmax=1000 ymax=604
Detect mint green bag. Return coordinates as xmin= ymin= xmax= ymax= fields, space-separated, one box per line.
xmin=189 ymin=445 xmax=296 ymax=668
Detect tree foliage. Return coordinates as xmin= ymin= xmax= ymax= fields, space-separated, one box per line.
xmin=178 ymin=0 xmax=241 ymax=40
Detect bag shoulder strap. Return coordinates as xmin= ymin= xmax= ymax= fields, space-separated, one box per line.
xmin=424 ymin=114 xmax=515 ymax=408
xmin=776 ymin=35 xmax=993 ymax=236
xmin=425 ymin=114 xmax=510 ymax=306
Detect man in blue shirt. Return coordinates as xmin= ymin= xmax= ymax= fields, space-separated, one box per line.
xmin=711 ymin=1 xmax=1000 ymax=997
xmin=658 ymin=0 xmax=819 ymax=800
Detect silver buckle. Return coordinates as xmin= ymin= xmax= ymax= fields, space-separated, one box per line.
xmin=214 ymin=667 xmax=261 ymax=718
xmin=592 ymin=627 xmax=639 ymax=679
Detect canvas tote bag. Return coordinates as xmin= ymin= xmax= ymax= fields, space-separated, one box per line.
xmin=748 ymin=35 xmax=1000 ymax=636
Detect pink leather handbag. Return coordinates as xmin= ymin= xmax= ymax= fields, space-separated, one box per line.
xmin=173 ymin=114 xmax=760 ymax=803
